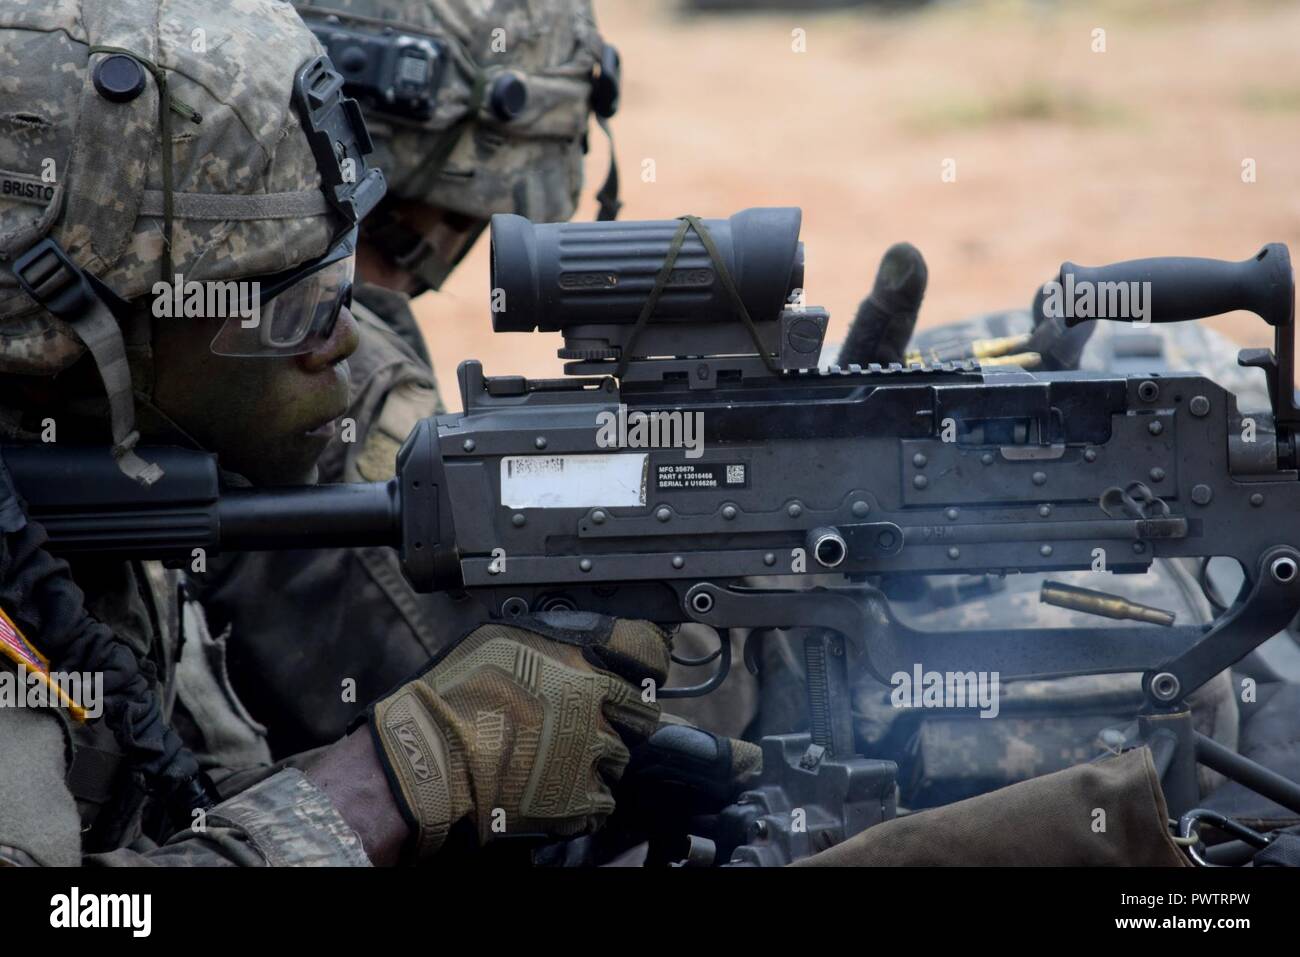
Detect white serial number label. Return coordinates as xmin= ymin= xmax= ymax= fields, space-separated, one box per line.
xmin=500 ymin=453 xmax=649 ymax=509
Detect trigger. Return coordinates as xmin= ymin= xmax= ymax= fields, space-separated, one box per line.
xmin=743 ymin=629 xmax=763 ymax=676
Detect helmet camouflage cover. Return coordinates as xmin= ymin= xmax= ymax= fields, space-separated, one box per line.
xmin=294 ymin=0 xmax=609 ymax=226
xmin=0 ymin=0 xmax=342 ymax=376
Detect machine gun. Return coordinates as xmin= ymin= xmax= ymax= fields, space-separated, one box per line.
xmin=12 ymin=207 xmax=1300 ymax=864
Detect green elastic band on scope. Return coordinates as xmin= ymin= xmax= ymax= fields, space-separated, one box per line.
xmin=614 ymin=215 xmax=783 ymax=379
xmin=87 ymin=45 xmax=203 ymax=284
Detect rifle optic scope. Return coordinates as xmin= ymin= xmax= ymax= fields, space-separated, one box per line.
xmin=489 ymin=207 xmax=805 ymax=333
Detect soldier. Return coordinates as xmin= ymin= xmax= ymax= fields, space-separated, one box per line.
xmin=196 ymin=0 xmax=624 ymax=757
xmin=0 ymin=0 xmax=666 ymax=866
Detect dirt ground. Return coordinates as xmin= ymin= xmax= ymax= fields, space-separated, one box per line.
xmin=415 ymin=0 xmax=1300 ymax=410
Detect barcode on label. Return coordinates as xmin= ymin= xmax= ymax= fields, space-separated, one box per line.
xmin=500 ymin=453 xmax=648 ymax=508
xmin=504 ymin=456 xmax=565 ymax=478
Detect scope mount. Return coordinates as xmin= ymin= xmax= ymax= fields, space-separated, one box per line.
xmin=559 ymin=305 xmax=830 ymax=383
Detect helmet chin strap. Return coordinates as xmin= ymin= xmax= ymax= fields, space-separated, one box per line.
xmin=361 ymin=201 xmax=486 ymax=294
xmin=11 ymin=239 xmax=163 ymax=486
xmin=130 ymin=390 xmax=207 ymax=456
xmin=406 ymin=218 xmax=486 ymax=294
xmin=70 ymin=298 xmax=163 ymax=485
xmin=593 ymin=113 xmax=620 ymax=222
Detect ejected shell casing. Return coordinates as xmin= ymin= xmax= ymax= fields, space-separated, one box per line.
xmin=1040 ymin=580 xmax=1176 ymax=626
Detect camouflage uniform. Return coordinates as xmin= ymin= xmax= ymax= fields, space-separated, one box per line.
xmin=0 ymin=0 xmax=372 ymax=865
xmin=298 ymin=0 xmax=613 ymax=290
xmin=198 ymin=0 xmax=613 ymax=755
xmin=309 ymin=0 xmax=607 ymax=228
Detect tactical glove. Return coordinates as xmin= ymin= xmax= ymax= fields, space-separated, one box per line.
xmin=369 ymin=613 xmax=671 ymax=859
xmin=837 ymin=242 xmax=928 ymax=367
xmin=619 ymin=718 xmax=763 ymax=820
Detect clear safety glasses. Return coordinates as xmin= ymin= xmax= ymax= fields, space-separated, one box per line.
xmin=209 ymin=227 xmax=357 ymax=357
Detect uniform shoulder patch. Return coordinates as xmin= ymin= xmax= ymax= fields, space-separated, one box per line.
xmin=0 ymin=606 xmax=88 ymax=721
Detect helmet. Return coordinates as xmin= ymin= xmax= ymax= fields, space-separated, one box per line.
xmin=295 ymin=0 xmax=619 ymax=289
xmin=0 ymin=0 xmax=383 ymax=481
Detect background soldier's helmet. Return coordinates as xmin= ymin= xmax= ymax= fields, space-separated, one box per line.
xmin=295 ymin=0 xmax=619 ymax=289
xmin=0 ymin=0 xmax=366 ymax=377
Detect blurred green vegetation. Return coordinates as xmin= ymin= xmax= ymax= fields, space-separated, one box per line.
xmin=1240 ymin=86 xmax=1300 ymax=112
xmin=905 ymin=83 xmax=1127 ymax=131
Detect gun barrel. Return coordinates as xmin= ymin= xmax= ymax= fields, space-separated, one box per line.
xmin=6 ymin=443 xmax=401 ymax=558
xmin=218 ymin=481 xmax=399 ymax=551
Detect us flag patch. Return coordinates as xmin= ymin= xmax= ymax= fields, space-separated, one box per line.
xmin=0 ymin=605 xmax=88 ymax=721
xmin=0 ymin=605 xmax=46 ymax=671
